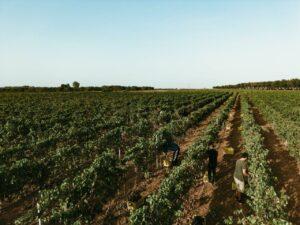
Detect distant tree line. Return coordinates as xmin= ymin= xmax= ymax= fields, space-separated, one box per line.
xmin=214 ymin=78 xmax=300 ymax=90
xmin=0 ymin=82 xmax=154 ymax=92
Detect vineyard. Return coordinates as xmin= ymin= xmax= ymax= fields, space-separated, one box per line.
xmin=0 ymin=90 xmax=299 ymax=225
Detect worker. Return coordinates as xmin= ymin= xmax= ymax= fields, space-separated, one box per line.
xmin=162 ymin=141 xmax=180 ymax=166
xmin=233 ymin=152 xmax=249 ymax=203
xmin=206 ymin=144 xmax=218 ymax=183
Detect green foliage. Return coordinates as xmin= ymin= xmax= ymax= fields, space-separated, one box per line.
xmin=41 ymin=150 xmax=123 ymax=224
xmin=72 ymin=81 xmax=80 ymax=89
xmin=248 ymin=91 xmax=300 ymax=160
xmin=214 ymin=78 xmax=300 ymax=90
xmin=125 ymin=138 xmax=153 ymax=172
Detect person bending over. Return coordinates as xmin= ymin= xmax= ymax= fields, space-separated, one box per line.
xmin=162 ymin=141 xmax=180 ymax=166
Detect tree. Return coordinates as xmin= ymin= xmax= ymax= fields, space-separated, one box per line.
xmin=213 ymin=78 xmax=300 ymax=89
xmin=72 ymin=81 xmax=80 ymax=89
xmin=60 ymin=83 xmax=71 ymax=91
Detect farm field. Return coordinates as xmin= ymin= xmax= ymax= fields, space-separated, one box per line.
xmin=0 ymin=90 xmax=299 ymax=225
xmin=2 ymin=1 xmax=300 ymax=224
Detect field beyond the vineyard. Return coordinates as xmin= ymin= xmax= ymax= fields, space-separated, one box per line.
xmin=0 ymin=90 xmax=299 ymax=225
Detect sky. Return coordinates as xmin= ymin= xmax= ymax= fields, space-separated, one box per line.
xmin=0 ymin=0 xmax=300 ymax=88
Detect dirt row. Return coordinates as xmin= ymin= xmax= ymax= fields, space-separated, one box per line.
xmin=93 ymin=100 xmax=230 ymax=225
xmin=173 ymin=96 xmax=244 ymax=225
xmin=172 ymin=97 xmax=299 ymax=225
xmin=250 ymin=103 xmax=300 ymax=224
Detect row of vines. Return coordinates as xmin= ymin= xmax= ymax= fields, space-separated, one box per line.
xmin=129 ymin=94 xmax=237 ymax=225
xmin=26 ymin=93 xmax=230 ymax=224
xmin=247 ymin=91 xmax=300 ymax=160
xmin=0 ymin=90 xmax=230 ymax=224
xmin=226 ymin=97 xmax=291 ymax=225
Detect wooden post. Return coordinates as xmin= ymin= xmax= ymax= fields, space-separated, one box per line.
xmin=134 ymin=167 xmax=138 ymax=186
xmin=159 ymin=155 xmax=162 ymax=169
xmin=118 ymin=148 xmax=121 ymax=159
xmin=37 ymin=203 xmax=42 ymax=225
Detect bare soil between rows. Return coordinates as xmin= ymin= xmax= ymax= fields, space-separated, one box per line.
xmin=0 ymin=193 xmax=35 ymax=225
xmin=250 ymin=102 xmax=300 ymax=224
xmin=93 ymin=101 xmax=229 ymax=225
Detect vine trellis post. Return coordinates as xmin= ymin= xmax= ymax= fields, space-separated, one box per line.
xmin=37 ymin=202 xmax=42 ymax=225
xmin=118 ymin=148 xmax=121 ymax=159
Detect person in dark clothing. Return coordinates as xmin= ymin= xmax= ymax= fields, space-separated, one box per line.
xmin=162 ymin=142 xmax=180 ymax=166
xmin=206 ymin=144 xmax=218 ymax=183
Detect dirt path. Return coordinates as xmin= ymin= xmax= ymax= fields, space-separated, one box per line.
xmin=250 ymin=103 xmax=300 ymax=224
xmin=173 ymin=96 xmax=245 ymax=225
xmin=93 ymin=101 xmax=229 ymax=225
xmin=0 ymin=190 xmax=37 ymax=225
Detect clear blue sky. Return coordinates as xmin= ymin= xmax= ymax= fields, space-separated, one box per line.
xmin=1 ymin=0 xmax=299 ymax=88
